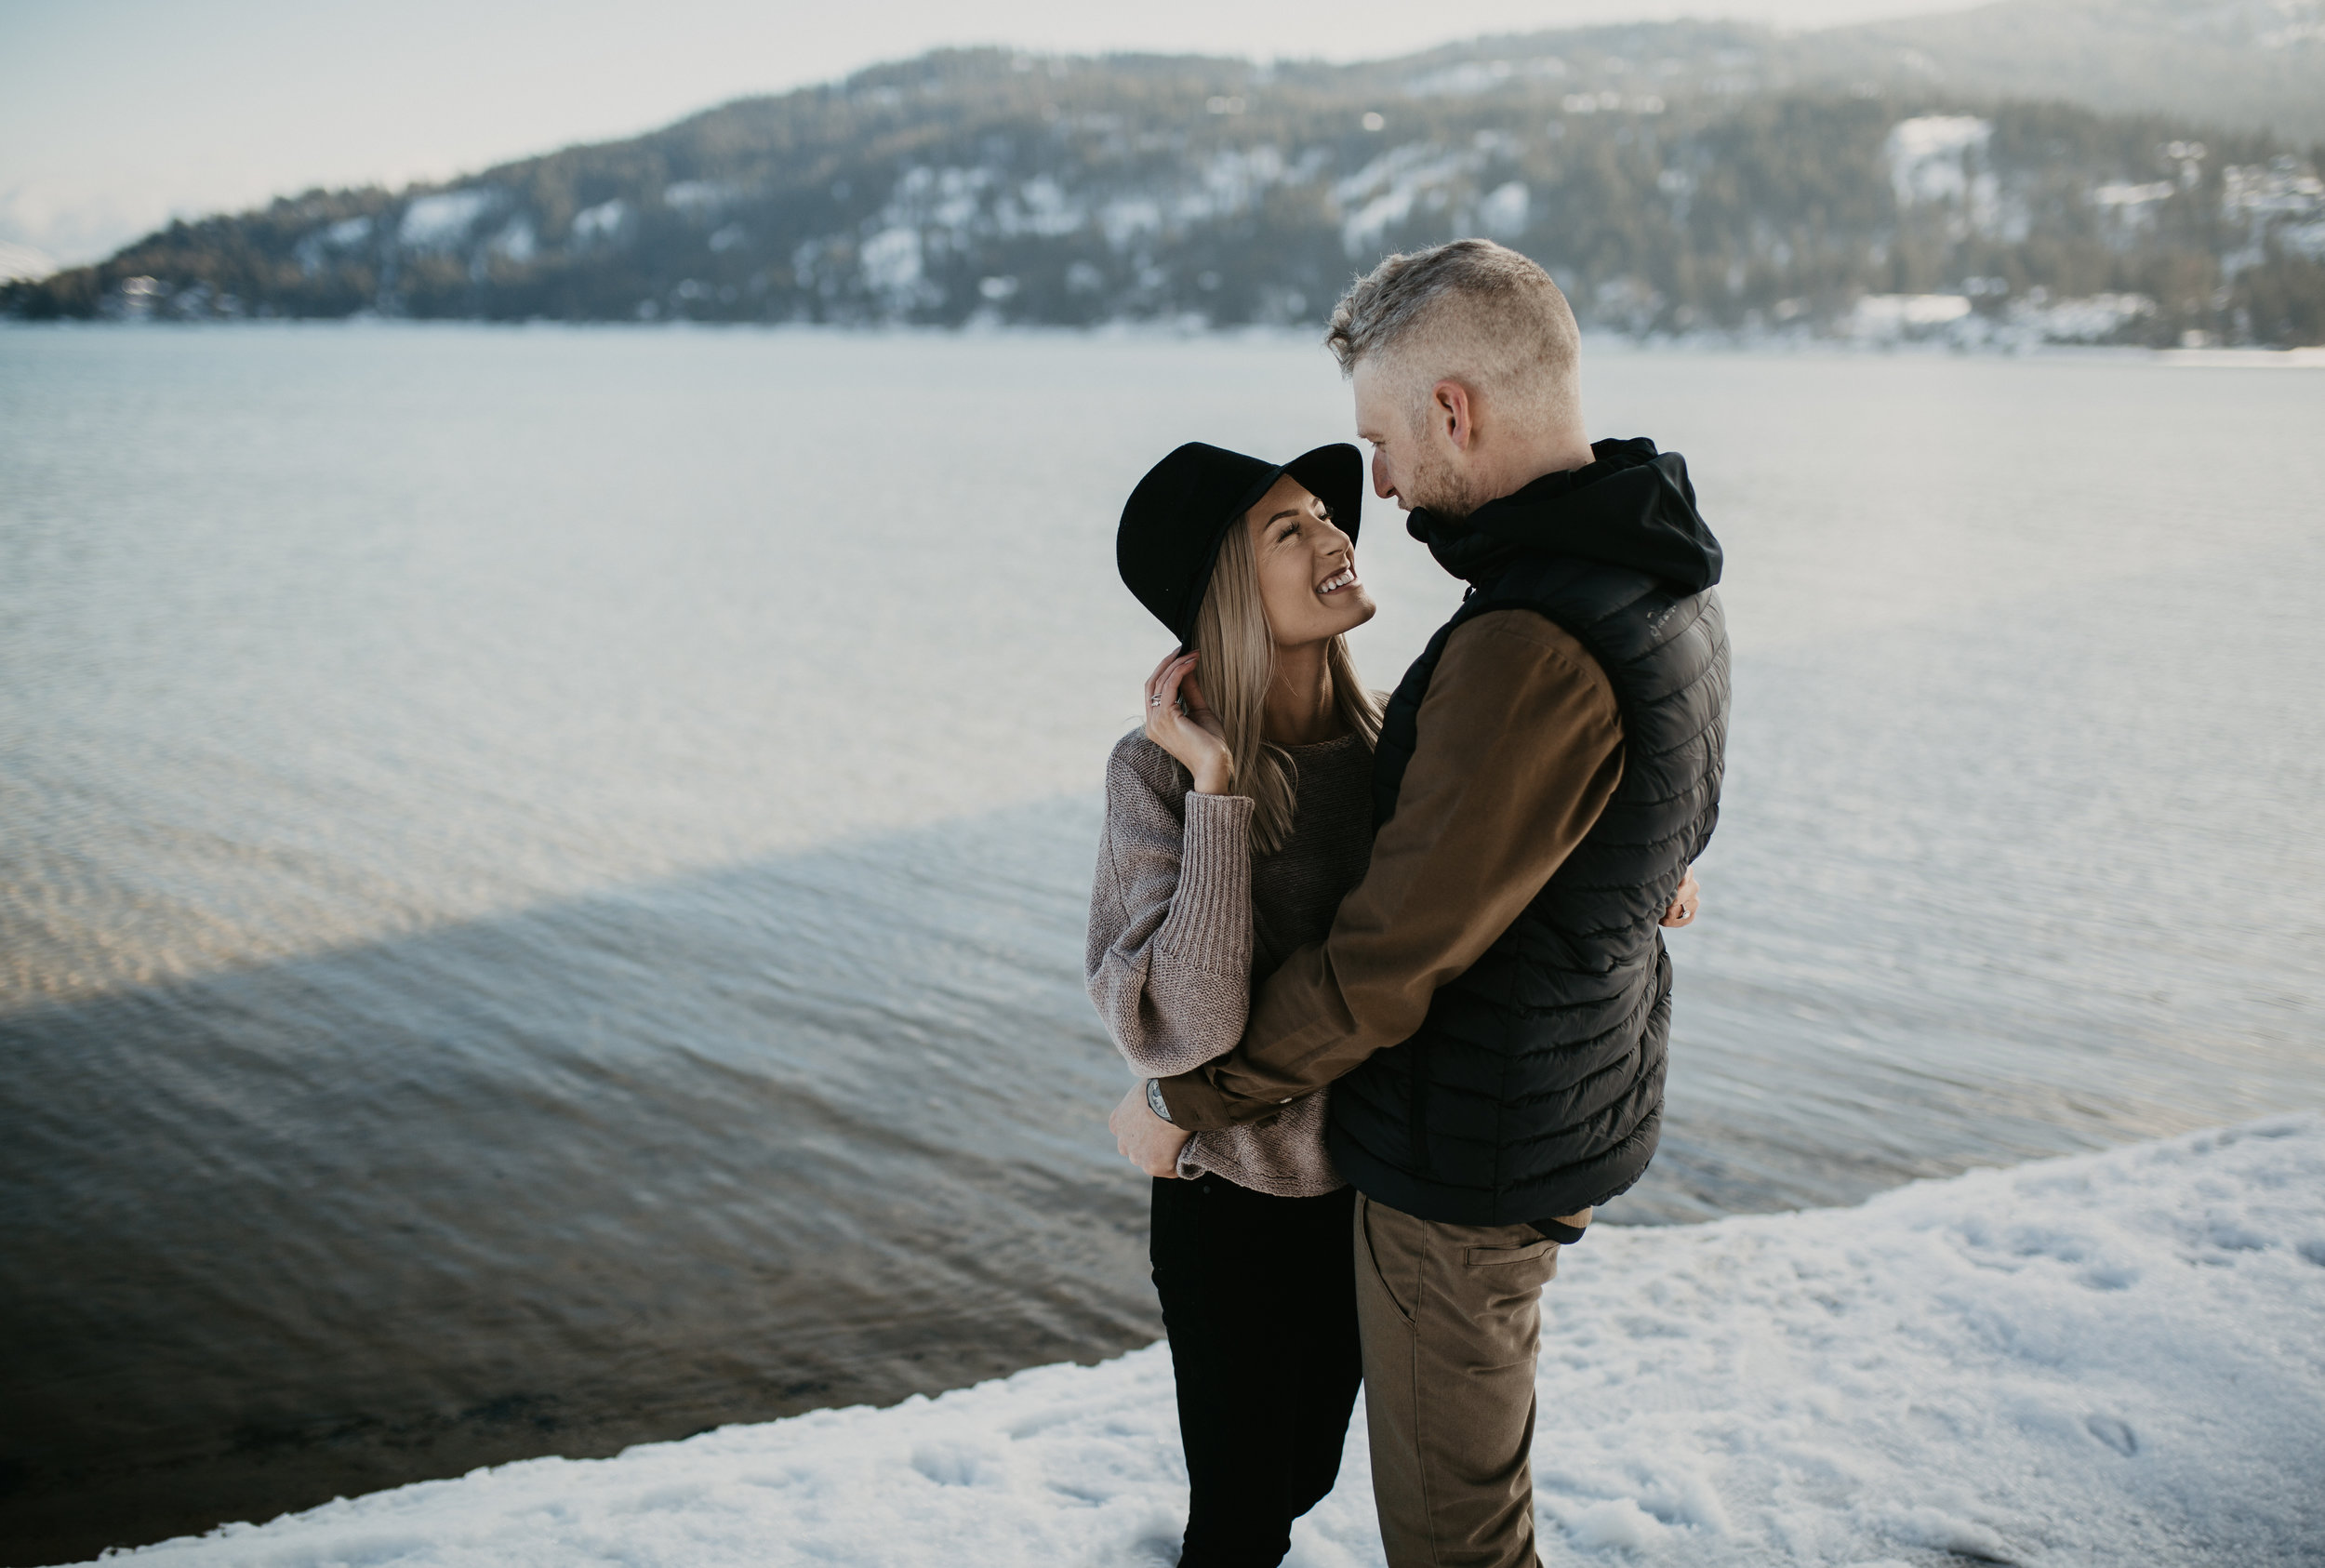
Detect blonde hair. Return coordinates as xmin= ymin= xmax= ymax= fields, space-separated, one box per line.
xmin=1190 ymin=515 xmax=1383 ymax=857
xmin=1324 ymin=239 xmax=1583 ymax=435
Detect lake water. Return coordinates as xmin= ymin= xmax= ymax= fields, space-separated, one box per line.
xmin=3 ymin=325 xmax=2321 ymax=1562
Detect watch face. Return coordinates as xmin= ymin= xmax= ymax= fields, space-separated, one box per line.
xmin=1147 ymin=1080 xmax=1171 ymax=1121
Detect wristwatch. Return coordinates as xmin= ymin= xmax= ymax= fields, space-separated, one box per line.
xmin=1146 ymin=1078 xmax=1174 ymax=1123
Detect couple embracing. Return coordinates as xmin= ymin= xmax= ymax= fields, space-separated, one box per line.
xmin=1085 ymin=240 xmax=1731 ymax=1568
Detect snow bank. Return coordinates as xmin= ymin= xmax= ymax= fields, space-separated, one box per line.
xmin=79 ymin=1118 xmax=2325 ymax=1568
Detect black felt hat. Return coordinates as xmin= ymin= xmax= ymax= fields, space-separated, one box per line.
xmin=1116 ymin=442 xmax=1363 ymax=644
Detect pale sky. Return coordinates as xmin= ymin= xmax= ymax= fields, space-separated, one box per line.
xmin=1 ymin=0 xmax=1980 ymax=269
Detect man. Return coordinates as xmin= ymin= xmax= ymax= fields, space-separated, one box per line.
xmin=1111 ymin=239 xmax=1729 ymax=1568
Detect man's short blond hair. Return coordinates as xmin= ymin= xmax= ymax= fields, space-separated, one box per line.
xmin=1325 ymin=240 xmax=1582 ymax=432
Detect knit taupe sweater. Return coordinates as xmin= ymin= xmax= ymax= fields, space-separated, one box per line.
xmin=1085 ymin=727 xmax=1374 ymax=1196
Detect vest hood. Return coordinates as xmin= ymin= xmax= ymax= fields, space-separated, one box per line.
xmin=1407 ymin=437 xmax=1723 ymax=592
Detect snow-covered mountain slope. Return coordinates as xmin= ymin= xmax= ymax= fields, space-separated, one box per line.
xmin=8 ymin=3 xmax=2321 ymax=345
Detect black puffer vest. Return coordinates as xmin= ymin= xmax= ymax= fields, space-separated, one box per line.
xmin=1325 ymin=439 xmax=1730 ymax=1224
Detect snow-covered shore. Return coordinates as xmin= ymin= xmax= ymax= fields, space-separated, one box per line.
xmin=78 ymin=1117 xmax=2325 ymax=1568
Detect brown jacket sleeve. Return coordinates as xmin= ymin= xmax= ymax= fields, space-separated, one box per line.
xmin=1155 ymin=609 xmax=1625 ymax=1130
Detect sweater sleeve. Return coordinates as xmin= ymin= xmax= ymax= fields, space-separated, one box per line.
xmin=1155 ymin=611 xmax=1625 ymax=1129
xmin=1084 ymin=736 xmax=1259 ymax=1079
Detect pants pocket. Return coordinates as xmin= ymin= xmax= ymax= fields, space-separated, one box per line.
xmin=1356 ymin=1195 xmax=1416 ymax=1327
xmin=1464 ymin=1237 xmax=1561 ymax=1290
xmin=1463 ymin=1239 xmax=1558 ymax=1268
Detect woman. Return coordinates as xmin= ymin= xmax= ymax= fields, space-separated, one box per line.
xmin=1088 ymin=440 xmax=1702 ymax=1566
xmin=1086 ymin=439 xmax=1380 ymax=1568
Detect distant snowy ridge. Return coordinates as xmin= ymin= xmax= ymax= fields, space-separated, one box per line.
xmin=78 ymin=1118 xmax=2325 ymax=1568
xmin=0 ymin=240 xmax=58 ymax=283
xmin=11 ymin=34 xmax=2321 ymax=346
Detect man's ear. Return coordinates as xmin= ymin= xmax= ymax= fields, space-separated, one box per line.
xmin=1431 ymin=379 xmax=1475 ymax=452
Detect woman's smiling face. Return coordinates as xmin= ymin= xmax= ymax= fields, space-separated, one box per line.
xmin=1242 ymin=473 xmax=1375 ymax=649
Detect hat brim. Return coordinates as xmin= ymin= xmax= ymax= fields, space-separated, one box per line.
xmin=1278 ymin=444 xmax=1364 ymax=549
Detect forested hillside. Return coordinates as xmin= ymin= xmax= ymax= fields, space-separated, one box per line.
xmin=8 ymin=13 xmax=2321 ymax=344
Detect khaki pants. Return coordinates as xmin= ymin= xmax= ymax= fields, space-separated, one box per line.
xmin=1353 ymin=1191 xmax=1564 ymax=1568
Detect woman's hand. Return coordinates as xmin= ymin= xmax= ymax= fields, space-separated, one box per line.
xmin=1143 ymin=649 xmax=1235 ymax=795
xmin=1660 ymin=866 xmax=1702 ymax=928
xmin=1110 ymin=1082 xmax=1192 ymax=1178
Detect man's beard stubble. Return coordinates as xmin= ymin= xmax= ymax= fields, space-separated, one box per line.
xmin=1402 ymin=444 xmax=1495 ymax=523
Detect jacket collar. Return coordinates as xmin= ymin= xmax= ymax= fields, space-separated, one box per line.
xmin=1406 ymin=437 xmax=1723 ymax=592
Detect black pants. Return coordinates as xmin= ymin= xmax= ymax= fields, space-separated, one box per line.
xmin=1149 ymin=1174 xmax=1362 ymax=1568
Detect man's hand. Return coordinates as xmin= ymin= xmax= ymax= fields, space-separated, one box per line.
xmin=1660 ymin=866 xmax=1701 ymax=928
xmin=1109 ymin=1082 xmax=1192 ymax=1178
